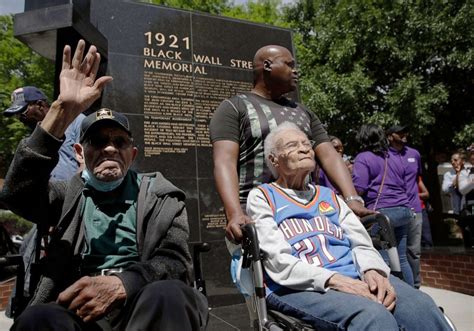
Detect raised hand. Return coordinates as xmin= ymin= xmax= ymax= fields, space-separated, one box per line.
xmin=226 ymin=214 xmax=253 ymax=243
xmin=58 ymin=39 xmax=112 ymax=116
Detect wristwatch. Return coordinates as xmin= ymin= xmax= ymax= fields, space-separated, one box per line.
xmin=344 ymin=195 xmax=365 ymax=206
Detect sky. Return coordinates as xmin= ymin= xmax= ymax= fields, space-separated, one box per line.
xmin=0 ymin=0 xmax=296 ymax=15
xmin=0 ymin=0 xmax=24 ymax=15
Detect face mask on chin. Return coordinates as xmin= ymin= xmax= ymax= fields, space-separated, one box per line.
xmin=81 ymin=168 xmax=124 ymax=192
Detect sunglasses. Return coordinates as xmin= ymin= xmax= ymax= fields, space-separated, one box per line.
xmin=85 ymin=134 xmax=133 ymax=150
xmin=15 ymin=101 xmax=41 ymax=118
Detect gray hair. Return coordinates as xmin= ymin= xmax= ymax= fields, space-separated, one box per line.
xmin=264 ymin=121 xmax=303 ymax=178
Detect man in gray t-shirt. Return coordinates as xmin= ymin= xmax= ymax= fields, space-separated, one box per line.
xmin=210 ymin=45 xmax=372 ymax=243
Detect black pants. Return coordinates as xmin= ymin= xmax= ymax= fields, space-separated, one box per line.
xmin=459 ymin=213 xmax=473 ymax=247
xmin=11 ymin=279 xmax=208 ymax=331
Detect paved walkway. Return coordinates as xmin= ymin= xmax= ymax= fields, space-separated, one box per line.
xmin=1 ymin=286 xmax=472 ymax=330
xmin=420 ymin=286 xmax=473 ymax=331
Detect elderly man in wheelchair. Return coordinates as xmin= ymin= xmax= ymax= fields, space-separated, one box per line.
xmin=240 ymin=122 xmax=451 ymax=330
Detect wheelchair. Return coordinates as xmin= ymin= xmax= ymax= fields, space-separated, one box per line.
xmin=0 ymin=237 xmax=211 ymax=322
xmin=237 ymin=214 xmax=456 ymax=331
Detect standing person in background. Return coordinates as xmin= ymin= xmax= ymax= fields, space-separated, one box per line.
xmin=441 ymin=152 xmax=468 ymax=214
xmin=344 ymin=155 xmax=354 ymax=175
xmin=458 ymin=150 xmax=474 ymax=247
xmin=387 ymin=125 xmax=424 ymax=288
xmin=418 ymin=177 xmax=433 ymax=248
xmin=352 ymin=124 xmax=414 ymax=286
xmin=3 ymin=86 xmax=85 ymax=181
xmin=317 ymin=136 xmax=345 ymax=194
xmin=210 ymin=45 xmax=372 ymax=244
xmin=1 ymin=40 xmax=207 ymax=330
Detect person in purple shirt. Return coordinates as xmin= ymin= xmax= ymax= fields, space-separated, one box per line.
xmin=387 ymin=125 xmax=424 ymax=288
xmin=352 ymin=124 xmax=414 ymax=286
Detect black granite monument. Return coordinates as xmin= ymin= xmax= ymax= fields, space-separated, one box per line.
xmin=14 ymin=0 xmax=295 ymax=306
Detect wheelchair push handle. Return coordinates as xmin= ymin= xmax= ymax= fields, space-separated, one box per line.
xmin=360 ymin=214 xmax=397 ymax=249
xmin=360 ymin=214 xmax=402 ymax=274
xmin=241 ymin=223 xmax=261 ymax=262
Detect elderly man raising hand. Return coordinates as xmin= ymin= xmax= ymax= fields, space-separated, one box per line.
xmin=1 ymin=40 xmax=207 ymax=331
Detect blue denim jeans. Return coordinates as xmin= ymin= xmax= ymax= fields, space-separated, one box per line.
xmin=267 ymin=275 xmax=451 ymax=330
xmin=407 ymin=212 xmax=423 ymax=288
xmin=377 ymin=206 xmax=414 ymax=287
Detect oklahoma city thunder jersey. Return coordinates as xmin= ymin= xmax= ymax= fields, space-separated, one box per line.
xmin=258 ymin=183 xmax=359 ymax=293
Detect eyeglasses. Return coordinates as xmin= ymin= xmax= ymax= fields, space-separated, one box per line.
xmin=281 ymin=140 xmax=315 ymax=153
xmin=85 ymin=134 xmax=133 ymax=150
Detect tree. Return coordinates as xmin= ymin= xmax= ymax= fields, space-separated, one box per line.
xmin=286 ymin=1 xmax=473 ymax=241
xmin=286 ymin=0 xmax=473 ymax=156
xmin=149 ymin=0 xmax=232 ymax=14
xmin=223 ymin=0 xmax=287 ymax=26
xmin=149 ymin=0 xmax=286 ymax=26
xmin=0 ymin=15 xmax=54 ymax=177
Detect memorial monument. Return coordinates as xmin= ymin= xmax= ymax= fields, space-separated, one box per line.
xmin=14 ymin=0 xmax=295 ymax=306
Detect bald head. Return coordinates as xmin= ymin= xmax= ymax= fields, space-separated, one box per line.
xmin=252 ymin=45 xmax=297 ymax=98
xmin=253 ymin=45 xmax=292 ymax=68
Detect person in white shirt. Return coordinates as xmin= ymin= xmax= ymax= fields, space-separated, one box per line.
xmin=441 ymin=152 xmax=469 ymax=214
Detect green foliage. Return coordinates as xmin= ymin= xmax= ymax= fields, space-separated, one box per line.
xmin=148 ymin=0 xmax=287 ymax=26
xmin=223 ymin=0 xmax=287 ymax=27
xmin=2 ymin=2 xmax=472 ymax=163
xmin=0 ymin=15 xmax=54 ymax=176
xmin=0 ymin=210 xmax=33 ymax=236
xmin=147 ymin=0 xmax=232 ymax=14
xmin=286 ymin=0 xmax=473 ymax=155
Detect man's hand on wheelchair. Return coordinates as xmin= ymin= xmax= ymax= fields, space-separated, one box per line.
xmin=346 ymin=200 xmax=377 ymax=218
xmin=226 ymin=213 xmax=253 ymax=243
xmin=363 ymin=269 xmax=397 ymax=311
xmin=56 ymin=275 xmax=127 ymax=322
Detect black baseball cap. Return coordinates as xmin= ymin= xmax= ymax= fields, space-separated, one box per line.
xmin=386 ymin=125 xmax=407 ymax=135
xmin=80 ymin=108 xmax=131 ymax=142
xmin=3 ymin=86 xmax=48 ymax=116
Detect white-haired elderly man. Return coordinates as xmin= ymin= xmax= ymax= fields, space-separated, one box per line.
xmin=246 ymin=122 xmax=451 ymax=330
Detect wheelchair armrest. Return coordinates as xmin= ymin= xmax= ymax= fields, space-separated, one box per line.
xmin=361 ymin=214 xmax=402 ymax=274
xmin=360 ymin=214 xmax=397 ymax=250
